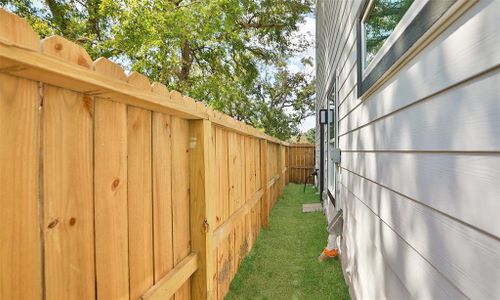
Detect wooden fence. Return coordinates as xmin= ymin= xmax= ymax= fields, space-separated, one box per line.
xmin=0 ymin=9 xmax=289 ymax=300
xmin=288 ymin=144 xmax=316 ymax=183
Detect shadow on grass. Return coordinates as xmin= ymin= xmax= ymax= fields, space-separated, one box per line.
xmin=225 ymin=183 xmax=350 ymax=300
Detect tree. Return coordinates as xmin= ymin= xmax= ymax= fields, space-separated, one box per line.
xmin=304 ymin=127 xmax=315 ymax=144
xmin=1 ymin=0 xmax=315 ymax=140
xmin=254 ymin=58 xmax=315 ymax=139
xmin=365 ymin=0 xmax=413 ymax=63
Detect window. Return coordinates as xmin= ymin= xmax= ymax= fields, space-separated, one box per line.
xmin=327 ymin=82 xmax=336 ymax=198
xmin=328 ymin=87 xmax=335 ymax=144
xmin=363 ymin=0 xmax=415 ymax=68
xmin=357 ymin=0 xmax=467 ymax=97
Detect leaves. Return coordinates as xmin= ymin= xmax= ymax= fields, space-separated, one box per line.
xmin=364 ymin=0 xmax=414 ymax=64
xmin=1 ymin=0 xmax=315 ymax=140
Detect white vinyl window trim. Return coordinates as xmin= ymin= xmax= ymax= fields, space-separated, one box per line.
xmin=361 ymin=0 xmax=429 ymax=78
xmin=326 ymin=71 xmax=339 ymax=198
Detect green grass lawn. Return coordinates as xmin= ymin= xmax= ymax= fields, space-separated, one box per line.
xmin=225 ymin=183 xmax=350 ymax=300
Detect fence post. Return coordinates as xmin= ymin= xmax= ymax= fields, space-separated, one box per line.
xmin=278 ymin=145 xmax=284 ymax=196
xmin=189 ymin=119 xmax=215 ymax=300
xmin=282 ymin=146 xmax=285 ymax=192
xmin=285 ymin=146 xmax=289 ymax=184
xmin=260 ymin=139 xmax=270 ymax=227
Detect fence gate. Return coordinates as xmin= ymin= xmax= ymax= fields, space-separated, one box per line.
xmin=288 ymin=144 xmax=315 ymax=184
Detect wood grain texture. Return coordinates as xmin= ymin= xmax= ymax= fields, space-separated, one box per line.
xmin=0 ymin=10 xmax=41 ymax=299
xmin=0 ymin=73 xmax=41 ymax=299
xmin=171 ymin=116 xmax=191 ymax=300
xmin=41 ymin=35 xmax=92 ymax=69
xmin=189 ymin=119 xmax=216 ymax=300
xmin=0 ymin=39 xmax=290 ymax=144
xmin=212 ymin=189 xmax=264 ymax=247
xmin=231 ymin=134 xmax=244 ymax=273
xmin=244 ymin=137 xmax=253 ymax=250
xmin=143 ymin=253 xmax=198 ymax=300
xmin=94 ymin=58 xmax=129 ymax=300
xmin=215 ymin=127 xmax=229 ymax=227
xmin=151 ymin=82 xmax=170 ymax=104
xmin=127 ymin=72 xmax=154 ymax=300
xmin=256 ymin=139 xmax=262 ymax=191
xmin=210 ymin=125 xmax=218 ymax=296
xmin=42 ymin=35 xmax=95 ymax=299
xmin=215 ymin=127 xmax=232 ymax=298
xmin=152 ymin=111 xmax=174 ymax=283
xmin=252 ymin=138 xmax=260 ymax=245
xmin=260 ymin=140 xmax=269 ymax=227
xmin=228 ymin=132 xmax=244 ymax=212
xmin=288 ymin=145 xmax=315 ymax=183
xmin=151 ymin=82 xmax=173 ymax=285
xmin=127 ymin=71 xmax=151 ymax=90
xmin=128 ymin=106 xmax=153 ymax=300
xmin=93 ymin=57 xmax=127 ymax=81
xmin=0 ymin=41 xmax=205 ymax=119
xmin=0 ymin=10 xmax=293 ymax=299
xmin=233 ymin=220 xmax=244 ymax=273
xmin=0 ymin=8 xmax=40 ymax=50
xmin=43 ymin=85 xmax=95 ymax=299
xmin=227 ymin=132 xmax=243 ymax=280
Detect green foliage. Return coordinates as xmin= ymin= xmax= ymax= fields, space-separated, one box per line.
xmin=1 ymin=0 xmax=315 ymax=140
xmin=364 ymin=0 xmax=414 ymax=64
xmin=226 ymin=183 xmax=350 ymax=299
xmin=305 ymin=127 xmax=315 ymax=144
xmin=255 ymin=58 xmax=315 ymax=140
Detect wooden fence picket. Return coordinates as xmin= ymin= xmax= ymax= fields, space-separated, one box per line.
xmin=151 ymin=83 xmax=174 ymax=284
xmin=0 ymin=9 xmax=42 ymax=300
xmin=94 ymin=57 xmax=129 ymax=300
xmin=41 ymin=34 xmax=96 ymax=300
xmin=127 ymin=72 xmax=154 ymax=300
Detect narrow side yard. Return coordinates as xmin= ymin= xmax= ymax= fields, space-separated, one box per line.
xmin=226 ymin=184 xmax=350 ymax=299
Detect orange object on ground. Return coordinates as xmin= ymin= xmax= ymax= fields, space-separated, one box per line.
xmin=318 ymin=248 xmax=339 ymax=262
xmin=323 ymin=248 xmax=339 ymax=257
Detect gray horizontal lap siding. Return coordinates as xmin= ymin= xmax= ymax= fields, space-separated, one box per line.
xmin=316 ymin=0 xmax=500 ymax=299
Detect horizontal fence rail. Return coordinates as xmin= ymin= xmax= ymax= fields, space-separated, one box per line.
xmin=0 ymin=9 xmax=292 ymax=300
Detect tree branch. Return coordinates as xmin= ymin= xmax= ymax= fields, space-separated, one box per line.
xmin=238 ymin=20 xmax=286 ymax=30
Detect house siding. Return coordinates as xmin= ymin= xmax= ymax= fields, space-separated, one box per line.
xmin=316 ymin=0 xmax=500 ymax=299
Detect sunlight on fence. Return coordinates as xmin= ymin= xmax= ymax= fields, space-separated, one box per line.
xmin=0 ymin=8 xmax=290 ymax=300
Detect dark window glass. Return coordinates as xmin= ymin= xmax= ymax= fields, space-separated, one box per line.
xmin=328 ymin=86 xmax=335 ymax=142
xmin=364 ymin=0 xmax=414 ymax=66
xmin=329 ymin=103 xmax=335 ymax=141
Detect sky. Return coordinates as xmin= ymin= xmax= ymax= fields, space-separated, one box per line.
xmin=290 ymin=14 xmax=316 ymax=132
xmin=14 ymin=1 xmax=318 ymax=133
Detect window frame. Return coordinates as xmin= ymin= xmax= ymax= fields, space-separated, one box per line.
xmin=327 ymin=82 xmax=335 ymax=195
xmin=361 ymin=0 xmax=426 ymax=73
xmin=326 ymin=74 xmax=338 ymax=206
xmin=356 ymin=0 xmax=474 ymax=98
